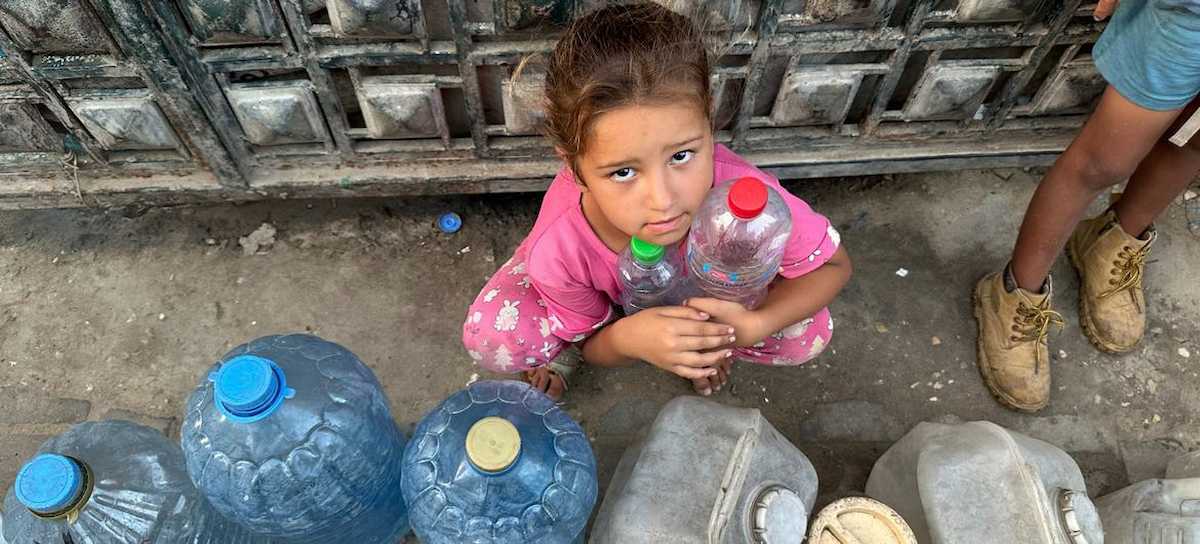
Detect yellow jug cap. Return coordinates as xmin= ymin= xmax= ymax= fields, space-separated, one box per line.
xmin=466 ymin=416 xmax=521 ymax=473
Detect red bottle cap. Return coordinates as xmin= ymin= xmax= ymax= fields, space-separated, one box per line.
xmin=727 ymin=177 xmax=768 ymax=219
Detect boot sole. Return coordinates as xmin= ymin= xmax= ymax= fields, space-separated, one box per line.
xmin=972 ymin=279 xmax=1047 ymax=413
xmin=1066 ymin=240 xmax=1140 ymax=354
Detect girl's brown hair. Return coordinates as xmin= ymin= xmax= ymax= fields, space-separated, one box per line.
xmin=538 ymin=2 xmax=712 ymax=173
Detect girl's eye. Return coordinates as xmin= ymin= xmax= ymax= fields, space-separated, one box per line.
xmin=670 ymin=150 xmax=695 ymax=165
xmin=610 ymin=168 xmax=636 ymax=182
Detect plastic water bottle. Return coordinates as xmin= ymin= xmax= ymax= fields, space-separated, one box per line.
xmin=181 ymin=334 xmax=409 ymax=543
xmin=591 ymin=396 xmax=818 ymax=543
xmin=686 ymin=177 xmax=792 ymax=309
xmin=2 ymin=420 xmax=269 ymax=544
xmin=618 ymin=236 xmax=687 ymax=314
xmin=401 ymin=380 xmax=598 ymax=543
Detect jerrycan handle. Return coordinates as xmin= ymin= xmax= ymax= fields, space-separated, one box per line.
xmin=707 ymin=423 xmax=760 ymax=543
xmin=980 ymin=422 xmax=1077 ymax=544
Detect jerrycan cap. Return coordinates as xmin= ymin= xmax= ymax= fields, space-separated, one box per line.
xmin=1057 ymin=489 xmax=1101 ymax=544
xmin=15 ymin=454 xmax=85 ymax=514
xmin=466 ymin=416 xmax=521 ymax=473
xmin=751 ymin=485 xmax=808 ymax=544
xmin=210 ymin=355 xmax=296 ymax=423
xmin=808 ymin=497 xmax=918 ymax=544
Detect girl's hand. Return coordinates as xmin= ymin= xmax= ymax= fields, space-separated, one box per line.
xmin=1094 ymin=0 xmax=1118 ymax=20
xmin=683 ymin=298 xmax=768 ymax=348
xmin=612 ymin=306 xmax=735 ymax=380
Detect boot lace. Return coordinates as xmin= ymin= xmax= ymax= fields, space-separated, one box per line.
xmin=1100 ymin=244 xmax=1150 ymax=300
xmin=1011 ymin=302 xmax=1064 ymax=344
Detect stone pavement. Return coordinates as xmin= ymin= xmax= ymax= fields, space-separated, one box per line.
xmin=0 ymin=169 xmax=1197 ymax=510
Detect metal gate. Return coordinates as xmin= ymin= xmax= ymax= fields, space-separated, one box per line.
xmin=0 ymin=0 xmax=1103 ymax=209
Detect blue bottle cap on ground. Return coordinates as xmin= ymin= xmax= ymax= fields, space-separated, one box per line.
xmin=438 ymin=212 xmax=463 ymax=234
xmin=16 ymin=454 xmax=84 ymax=514
xmin=210 ymin=355 xmax=294 ymax=422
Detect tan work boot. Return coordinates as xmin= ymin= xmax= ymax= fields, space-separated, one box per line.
xmin=1067 ymin=210 xmax=1156 ymax=353
xmin=973 ymin=270 xmax=1064 ymax=412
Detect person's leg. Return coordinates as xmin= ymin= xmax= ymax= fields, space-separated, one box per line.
xmin=463 ymin=252 xmax=568 ymax=397
xmin=735 ymin=308 xmax=833 ymax=367
xmin=1010 ymin=87 xmax=1183 ymax=292
xmin=1065 ymin=95 xmax=1200 ymax=352
xmin=976 ymin=86 xmax=1182 ymax=413
xmin=1114 ymin=96 xmax=1200 ymax=236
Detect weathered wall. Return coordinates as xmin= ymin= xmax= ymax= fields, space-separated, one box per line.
xmin=0 ymin=0 xmax=1104 ymax=209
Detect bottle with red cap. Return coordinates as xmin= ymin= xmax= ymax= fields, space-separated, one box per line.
xmin=685 ymin=177 xmax=792 ymax=309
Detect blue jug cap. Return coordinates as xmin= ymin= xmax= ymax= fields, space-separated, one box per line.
xmin=438 ymin=212 xmax=463 ymax=234
xmin=15 ymin=454 xmax=84 ymax=514
xmin=210 ymin=355 xmax=295 ymax=423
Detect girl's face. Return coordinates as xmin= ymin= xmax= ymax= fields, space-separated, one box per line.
xmin=572 ymin=101 xmax=714 ymax=248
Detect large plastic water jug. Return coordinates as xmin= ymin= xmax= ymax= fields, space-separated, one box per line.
xmin=1097 ymin=451 xmax=1200 ymax=542
xmin=2 ymin=420 xmax=269 ymax=544
xmin=181 ymin=334 xmax=409 ymax=543
xmin=401 ymin=380 xmax=598 ymax=543
xmin=866 ymin=421 xmax=1103 ymax=544
xmin=590 ymin=396 xmax=818 ymax=544
xmin=686 ymin=177 xmax=792 ymax=309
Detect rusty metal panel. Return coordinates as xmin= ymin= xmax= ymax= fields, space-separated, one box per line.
xmin=903 ymin=63 xmax=1002 ymax=121
xmin=956 ymin=0 xmax=1041 ymax=21
xmin=501 ymin=73 xmax=544 ymax=135
xmin=176 ymin=0 xmax=283 ymax=45
xmin=0 ymin=0 xmax=110 ymax=54
xmin=357 ymin=76 xmax=447 ymax=139
xmin=658 ymin=0 xmax=760 ymax=30
xmin=227 ymin=83 xmax=328 ymax=146
xmin=0 ymin=103 xmax=59 ymax=151
xmin=502 ymin=0 xmax=582 ymax=30
xmin=328 ymin=0 xmax=425 ymax=36
xmin=68 ymin=95 xmax=182 ymax=150
xmin=770 ymin=68 xmax=864 ymax=125
xmin=784 ymin=0 xmax=895 ymax=26
xmin=1030 ymin=59 xmax=1105 ymax=115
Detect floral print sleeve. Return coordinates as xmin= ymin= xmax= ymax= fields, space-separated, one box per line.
xmin=777 ymin=192 xmax=841 ymax=279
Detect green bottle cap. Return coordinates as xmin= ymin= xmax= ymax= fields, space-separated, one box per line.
xmin=630 ymin=236 xmax=665 ymax=265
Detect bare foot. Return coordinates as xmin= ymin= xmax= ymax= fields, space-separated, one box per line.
xmin=690 ymin=358 xmax=731 ymax=396
xmin=524 ymin=366 xmax=567 ymax=401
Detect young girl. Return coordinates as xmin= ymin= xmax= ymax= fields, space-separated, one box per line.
xmin=463 ymin=2 xmax=852 ymax=400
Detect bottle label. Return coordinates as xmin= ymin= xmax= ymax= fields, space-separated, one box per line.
xmin=687 ymin=246 xmax=775 ymax=289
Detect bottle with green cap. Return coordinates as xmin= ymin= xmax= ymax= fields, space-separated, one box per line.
xmin=2 ymin=420 xmax=271 ymax=544
xmin=618 ymin=235 xmax=688 ymax=314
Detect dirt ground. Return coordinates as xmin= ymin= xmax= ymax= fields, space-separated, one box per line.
xmin=1 ymin=169 xmax=1198 ymax=516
